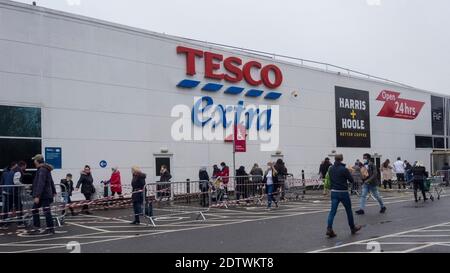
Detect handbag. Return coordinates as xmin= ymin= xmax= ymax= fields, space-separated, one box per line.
xmin=360 ymin=166 xmax=369 ymax=180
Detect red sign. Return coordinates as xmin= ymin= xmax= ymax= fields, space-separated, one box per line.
xmin=177 ymin=46 xmax=283 ymax=89
xmin=376 ymin=90 xmax=425 ymax=120
xmin=234 ymin=123 xmax=246 ymax=152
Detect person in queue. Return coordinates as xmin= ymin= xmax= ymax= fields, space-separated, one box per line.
xmin=60 ymin=173 xmax=76 ymax=216
xmin=263 ymin=162 xmax=278 ymax=210
xmin=29 ymin=154 xmax=57 ymax=235
xmin=198 ymin=167 xmax=210 ymax=208
xmin=75 ymin=165 xmax=95 ymax=215
xmin=130 ymin=166 xmax=146 ymax=225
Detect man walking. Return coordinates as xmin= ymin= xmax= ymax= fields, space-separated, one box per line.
xmin=29 ymin=154 xmax=57 ymax=235
xmin=355 ymin=153 xmax=386 ymax=215
xmin=326 ymin=154 xmax=361 ymax=238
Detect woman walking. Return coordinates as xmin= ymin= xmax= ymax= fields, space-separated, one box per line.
xmin=130 ymin=166 xmax=146 ymax=224
xmin=75 ymin=165 xmax=96 ymax=215
xmin=381 ymin=159 xmax=394 ymax=190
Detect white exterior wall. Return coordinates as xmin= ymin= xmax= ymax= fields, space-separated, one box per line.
xmin=0 ymin=1 xmax=438 ymax=190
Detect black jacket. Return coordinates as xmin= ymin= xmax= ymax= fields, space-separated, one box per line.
xmin=32 ymin=164 xmax=57 ymax=200
xmin=160 ymin=170 xmax=172 ymax=182
xmin=131 ymin=173 xmax=146 ymax=203
xmin=319 ymin=162 xmax=332 ymax=178
xmin=363 ymin=162 xmax=379 ymax=185
xmin=199 ymin=170 xmax=210 ymax=191
xmin=235 ymin=168 xmax=249 ymax=192
xmin=329 ymin=162 xmax=354 ymax=191
xmin=60 ymin=179 xmax=74 ymax=196
xmin=76 ymin=172 xmax=95 ymax=195
xmin=412 ymin=166 xmax=427 ymax=181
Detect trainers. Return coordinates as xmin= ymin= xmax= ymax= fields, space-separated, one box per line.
xmin=380 ymin=207 xmax=387 ymax=214
xmin=0 ymin=225 xmax=9 ymax=230
xmin=43 ymin=228 xmax=55 ymax=235
xmin=326 ymin=228 xmax=337 ymax=238
xmin=129 ymin=221 xmax=140 ymax=225
xmin=355 ymin=209 xmax=365 ymax=215
xmin=351 ymin=225 xmax=362 ymax=235
xmin=26 ymin=229 xmax=42 ymax=235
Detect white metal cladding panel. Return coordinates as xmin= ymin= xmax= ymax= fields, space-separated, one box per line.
xmin=0 ymin=72 xmax=42 ymax=106
xmin=0 ymin=1 xmax=439 ymax=181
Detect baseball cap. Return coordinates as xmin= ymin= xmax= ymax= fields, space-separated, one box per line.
xmin=31 ymin=154 xmax=44 ymax=161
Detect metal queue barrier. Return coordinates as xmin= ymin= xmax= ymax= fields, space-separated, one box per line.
xmin=0 ymin=183 xmax=67 ymax=228
xmin=143 ymin=180 xmax=210 ymax=227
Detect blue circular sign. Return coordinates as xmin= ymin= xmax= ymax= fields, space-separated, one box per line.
xmin=99 ymin=160 xmax=107 ymax=168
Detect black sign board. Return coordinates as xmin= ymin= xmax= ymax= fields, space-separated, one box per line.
xmin=335 ymin=86 xmax=371 ymax=148
xmin=431 ymin=95 xmax=444 ymax=136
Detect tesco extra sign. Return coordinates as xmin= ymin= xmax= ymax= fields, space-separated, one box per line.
xmin=177 ymin=46 xmax=283 ymax=89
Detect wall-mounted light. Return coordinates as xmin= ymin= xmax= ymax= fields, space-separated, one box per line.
xmin=160 ymin=147 xmax=169 ymax=153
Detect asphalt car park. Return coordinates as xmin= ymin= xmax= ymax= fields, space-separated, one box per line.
xmin=0 ymin=189 xmax=449 ymax=253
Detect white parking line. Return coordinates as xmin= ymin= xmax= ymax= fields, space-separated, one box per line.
xmin=68 ymin=222 xmax=109 ymax=232
xmin=403 ymin=243 xmax=436 ymax=253
xmin=310 ymin=221 xmax=450 ymax=253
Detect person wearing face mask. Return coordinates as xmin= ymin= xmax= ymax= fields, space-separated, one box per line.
xmin=355 ymin=153 xmax=386 ymax=215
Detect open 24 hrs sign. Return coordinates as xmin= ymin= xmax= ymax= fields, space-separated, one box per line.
xmin=376 ymin=90 xmax=425 ymax=120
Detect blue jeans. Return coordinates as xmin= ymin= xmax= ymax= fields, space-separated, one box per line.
xmin=133 ymin=201 xmax=143 ymax=216
xmin=266 ymin=184 xmax=277 ymax=208
xmin=359 ymin=183 xmax=384 ymax=209
xmin=327 ymin=191 xmax=355 ymax=229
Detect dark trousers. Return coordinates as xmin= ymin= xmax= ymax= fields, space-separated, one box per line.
xmin=1 ymin=192 xmax=23 ymax=224
xmin=413 ymin=180 xmax=426 ymax=201
xmin=133 ymin=201 xmax=142 ymax=222
xmin=397 ymin=173 xmax=406 ymax=189
xmin=383 ymin=180 xmax=393 ymax=189
xmin=1 ymin=194 xmax=13 ymax=221
xmin=82 ymin=193 xmax=92 ymax=212
xmin=32 ymin=198 xmax=54 ymax=229
xmin=327 ymin=191 xmax=355 ymax=230
xmin=200 ymin=189 xmax=209 ymax=207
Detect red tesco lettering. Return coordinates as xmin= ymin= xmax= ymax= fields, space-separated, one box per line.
xmin=177 ymin=46 xmax=283 ymax=89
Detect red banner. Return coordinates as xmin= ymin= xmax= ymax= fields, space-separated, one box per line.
xmin=376 ymin=90 xmax=425 ymax=120
xmin=234 ymin=123 xmax=246 ymax=152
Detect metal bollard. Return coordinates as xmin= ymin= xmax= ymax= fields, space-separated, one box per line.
xmin=186 ymin=179 xmax=190 ymax=204
xmin=302 ymin=170 xmax=306 ymax=197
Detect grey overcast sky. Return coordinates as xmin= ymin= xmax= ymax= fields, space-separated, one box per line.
xmin=12 ymin=0 xmax=450 ymax=94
